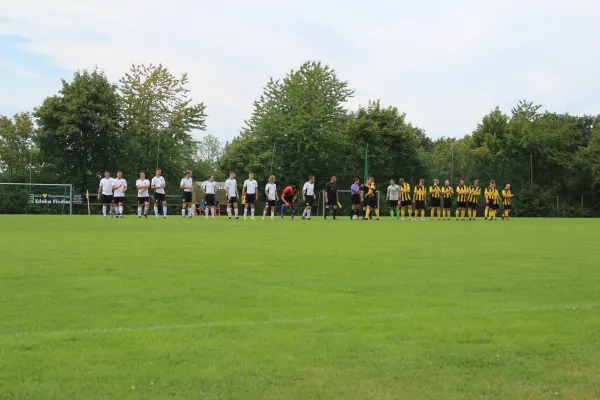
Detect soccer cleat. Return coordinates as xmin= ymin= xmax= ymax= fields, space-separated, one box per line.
xmin=250 ymin=217 xmax=255 ymax=220
xmin=291 ymin=217 xmax=295 ymax=221
xmin=164 ymin=216 xmax=168 ymax=219
xmin=421 ymin=218 xmax=425 ymax=221
xmin=138 ymin=216 xmax=142 ymax=219
xmin=144 ymin=214 xmax=148 ymax=218
xmin=485 ymin=217 xmax=488 ymax=220
xmin=302 ymin=216 xmax=305 ymax=220
xmin=229 ymin=216 xmax=232 ymax=219
xmin=235 ymin=216 xmax=239 ymax=219
xmin=244 ymin=216 xmax=246 ymax=220
xmin=156 ymin=216 xmax=160 ymax=219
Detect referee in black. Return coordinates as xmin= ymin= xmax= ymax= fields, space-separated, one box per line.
xmin=324 ymin=176 xmax=339 ymax=220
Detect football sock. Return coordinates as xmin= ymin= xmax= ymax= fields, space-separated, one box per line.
xmin=366 ymin=208 xmax=371 ymax=218
xmin=456 ymin=210 xmax=460 ymax=219
xmin=182 ymin=208 xmax=186 ymax=217
xmin=307 ymin=210 xmax=311 ymax=218
xmin=154 ymin=206 xmax=159 ymax=217
xmin=401 ymin=209 xmax=405 ymax=217
xmin=119 ymin=206 xmax=123 ymax=215
xmin=472 ymin=209 xmax=477 ymax=218
xmin=324 ymin=208 xmax=328 ymax=219
xmin=102 ymin=206 xmax=107 ymax=217
xmin=375 ymin=209 xmax=380 ymax=218
xmin=421 ymin=210 xmax=425 ymax=218
xmin=243 ymin=208 xmax=248 ymax=217
xmin=234 ymin=208 xmax=238 ymax=217
xmin=484 ymin=208 xmax=489 ymax=218
xmin=144 ymin=206 xmax=148 ymax=215
xmin=163 ymin=206 xmax=167 ymax=217
xmin=188 ymin=207 xmax=193 ymax=216
xmin=290 ymin=208 xmax=295 ymax=218
xmin=271 ymin=211 xmax=274 ymax=218
xmin=430 ymin=209 xmax=434 ymax=218
xmin=138 ymin=207 xmax=142 ymax=217
xmin=251 ymin=208 xmax=255 ymax=217
xmin=333 ymin=208 xmax=337 ymax=218
xmin=408 ymin=209 xmax=412 ymax=218
xmin=263 ymin=209 xmax=267 ymax=217
xmin=227 ymin=207 xmax=232 ymax=217
xmin=390 ymin=210 xmax=395 ymax=218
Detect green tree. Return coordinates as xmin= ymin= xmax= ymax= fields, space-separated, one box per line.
xmin=0 ymin=112 xmax=35 ymax=181
xmin=120 ymin=64 xmax=207 ymax=185
xmin=196 ymin=134 xmax=224 ymax=173
xmin=34 ymin=69 xmax=121 ymax=189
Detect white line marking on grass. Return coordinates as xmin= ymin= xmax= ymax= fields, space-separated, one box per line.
xmin=7 ymin=304 xmax=597 ymax=338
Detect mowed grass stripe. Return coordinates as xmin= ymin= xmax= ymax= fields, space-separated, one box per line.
xmin=1 ymin=216 xmax=599 ymax=399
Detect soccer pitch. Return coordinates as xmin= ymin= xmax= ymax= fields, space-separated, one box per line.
xmin=1 ymin=216 xmax=599 ymax=400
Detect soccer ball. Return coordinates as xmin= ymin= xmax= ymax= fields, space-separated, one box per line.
xmin=352 ymin=215 xmax=358 ymax=220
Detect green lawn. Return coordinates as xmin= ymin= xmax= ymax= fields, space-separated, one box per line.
xmin=1 ymin=215 xmax=599 ymax=400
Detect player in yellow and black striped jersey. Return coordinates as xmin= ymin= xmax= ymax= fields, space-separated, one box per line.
xmin=485 ymin=180 xmax=500 ymax=220
xmin=398 ymin=178 xmax=412 ymax=220
xmin=414 ymin=179 xmax=427 ymax=220
xmin=429 ymin=179 xmax=441 ymax=220
xmin=467 ymin=180 xmax=482 ymax=221
xmin=501 ymin=183 xmax=514 ymax=220
xmin=455 ymin=178 xmax=469 ymax=221
xmin=364 ymin=177 xmax=380 ymax=220
xmin=441 ymin=180 xmax=453 ymax=220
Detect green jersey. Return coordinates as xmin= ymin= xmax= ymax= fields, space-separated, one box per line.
xmin=387 ymin=184 xmax=400 ymax=201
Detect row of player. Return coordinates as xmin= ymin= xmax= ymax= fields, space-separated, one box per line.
xmin=97 ymin=169 xmax=514 ymax=221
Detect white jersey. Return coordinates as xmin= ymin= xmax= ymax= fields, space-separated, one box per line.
xmin=152 ymin=176 xmax=166 ymax=194
xmin=303 ymin=182 xmax=315 ymax=196
xmin=265 ymin=183 xmax=277 ymax=200
xmin=136 ymin=179 xmax=150 ymax=197
xmin=180 ymin=177 xmax=193 ymax=192
xmin=387 ymin=185 xmax=400 ymax=201
xmin=243 ymin=179 xmax=258 ymax=194
xmin=203 ymin=180 xmax=217 ymax=195
xmin=225 ymin=179 xmax=238 ymax=197
xmin=113 ymin=178 xmax=127 ymax=197
xmin=99 ymin=178 xmax=114 ymax=195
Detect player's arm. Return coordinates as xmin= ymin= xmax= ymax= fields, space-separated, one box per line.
xmin=324 ymin=186 xmax=329 ymax=203
xmin=122 ymin=183 xmax=127 ymax=193
xmin=180 ymin=180 xmax=186 ymax=190
xmin=97 ymin=183 xmax=102 ymax=200
xmin=242 ymin=183 xmax=246 ymax=197
xmin=151 ymin=179 xmax=159 ymax=190
xmin=112 ymin=182 xmax=120 ymax=190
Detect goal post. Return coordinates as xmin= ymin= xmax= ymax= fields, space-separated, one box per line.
xmin=0 ymin=183 xmax=73 ymax=215
xmin=319 ymin=190 xmax=380 ymax=218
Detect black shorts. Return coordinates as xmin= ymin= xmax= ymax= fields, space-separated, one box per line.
xmin=504 ymin=204 xmax=512 ymax=210
xmin=443 ymin=198 xmax=452 ymax=209
xmin=305 ymin=195 xmax=314 ymax=207
xmin=101 ymin=194 xmax=113 ymax=204
xmin=205 ymin=194 xmax=215 ymax=206
xmin=327 ymin=194 xmax=337 ymax=206
xmin=388 ymin=199 xmax=398 ymax=208
xmin=415 ymin=200 xmax=425 ymax=210
xmin=492 ymin=203 xmax=500 ymax=210
xmin=351 ymin=194 xmax=361 ymax=205
xmin=366 ymin=196 xmax=377 ymax=207
xmin=228 ymin=196 xmax=237 ymax=205
xmin=245 ymin=193 xmax=256 ymax=205
xmin=401 ymin=199 xmax=412 ymax=207
xmin=457 ymin=201 xmax=466 ymax=208
xmin=137 ymin=196 xmax=149 ymax=205
xmin=267 ymin=199 xmax=277 ymax=207
xmin=486 ymin=200 xmax=492 ymax=207
xmin=182 ymin=192 xmax=192 ymax=203
xmin=469 ymin=202 xmax=478 ymax=210
xmin=154 ymin=193 xmax=166 ymax=203
xmin=430 ymin=198 xmax=441 ymax=208
xmin=113 ymin=196 xmax=124 ymax=204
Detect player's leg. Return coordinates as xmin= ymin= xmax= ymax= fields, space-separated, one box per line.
xmin=154 ymin=196 xmax=160 ymax=218
xmin=280 ymin=202 xmax=286 ymax=219
xmin=162 ymin=199 xmax=168 ymax=217
xmin=250 ymin=201 xmax=255 ymax=219
xmin=290 ymin=202 xmax=295 ymax=220
xmin=182 ymin=199 xmax=187 ymax=218
xmin=365 ymin=205 xmax=371 ymax=219
xmin=484 ymin=204 xmax=489 ymax=220
xmin=102 ymin=198 xmax=108 ymax=218
xmin=262 ymin=203 xmax=269 ymax=219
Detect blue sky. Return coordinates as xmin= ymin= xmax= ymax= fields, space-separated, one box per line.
xmin=1 ymin=0 xmax=599 ymax=142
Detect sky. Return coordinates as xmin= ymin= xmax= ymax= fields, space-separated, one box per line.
xmin=1 ymin=0 xmax=600 ymax=143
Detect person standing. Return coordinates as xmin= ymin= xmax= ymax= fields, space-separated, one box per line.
xmin=202 ymin=175 xmax=217 ymax=219
xmin=180 ymin=170 xmax=194 ymax=219
xmin=364 ymin=177 xmax=380 ymax=220
xmin=455 ymin=178 xmax=468 ymax=221
xmin=301 ymin=176 xmax=316 ymax=220
xmin=468 ymin=179 xmax=482 ymax=221
xmin=485 ymin=180 xmax=501 ymax=220
xmin=263 ymin=175 xmax=278 ymax=220
xmin=97 ymin=171 xmax=116 ymax=218
xmin=324 ymin=176 xmax=339 ymax=220
xmin=225 ymin=171 xmax=239 ymax=219
xmin=136 ymin=171 xmax=151 ymax=218
xmin=151 ymin=169 xmax=167 ymax=219
xmin=399 ymin=178 xmax=412 ymax=220
xmin=112 ymin=170 xmax=127 ymax=218
xmin=414 ymin=179 xmax=427 ymax=220
xmin=242 ymin=172 xmax=259 ymax=220
xmin=387 ymin=179 xmax=400 ymax=219
xmin=350 ymin=178 xmax=361 ymax=220
xmin=441 ymin=180 xmax=453 ymax=220
xmin=501 ymin=183 xmax=514 ymax=220
xmin=429 ymin=179 xmax=441 ymax=221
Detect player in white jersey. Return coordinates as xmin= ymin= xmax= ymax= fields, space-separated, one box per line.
xmin=202 ymin=175 xmax=218 ymax=219
xmin=242 ymin=171 xmax=258 ymax=220
xmin=180 ymin=170 xmax=194 ymax=219
xmin=151 ymin=168 xmax=167 ymax=218
xmin=301 ymin=175 xmax=316 ymax=220
xmin=262 ymin=175 xmax=279 ymax=220
xmin=136 ymin=171 xmax=151 ymax=218
xmin=97 ymin=171 xmax=119 ymax=218
xmin=112 ymin=170 xmax=127 ymax=218
xmin=224 ymin=171 xmax=239 ymax=219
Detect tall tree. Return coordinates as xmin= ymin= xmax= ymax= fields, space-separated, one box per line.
xmin=34 ymin=69 xmax=121 ymax=189
xmin=0 ymin=112 xmax=35 ymax=181
xmin=120 ymin=64 xmax=207 ymax=184
xmin=196 ymin=134 xmax=224 ymax=172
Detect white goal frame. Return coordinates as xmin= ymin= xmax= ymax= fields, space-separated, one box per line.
xmin=319 ymin=190 xmax=380 ymax=218
xmin=0 ymin=182 xmax=73 ymax=215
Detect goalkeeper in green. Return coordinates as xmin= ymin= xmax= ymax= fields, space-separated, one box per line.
xmin=387 ymin=179 xmax=400 ymax=219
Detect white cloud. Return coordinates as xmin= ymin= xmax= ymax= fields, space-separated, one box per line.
xmin=2 ymin=0 xmax=600 ymax=141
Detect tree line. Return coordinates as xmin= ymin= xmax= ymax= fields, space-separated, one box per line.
xmin=1 ymin=61 xmax=599 ymax=216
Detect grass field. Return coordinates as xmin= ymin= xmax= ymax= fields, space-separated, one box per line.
xmin=1 ymin=215 xmax=599 ymax=400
